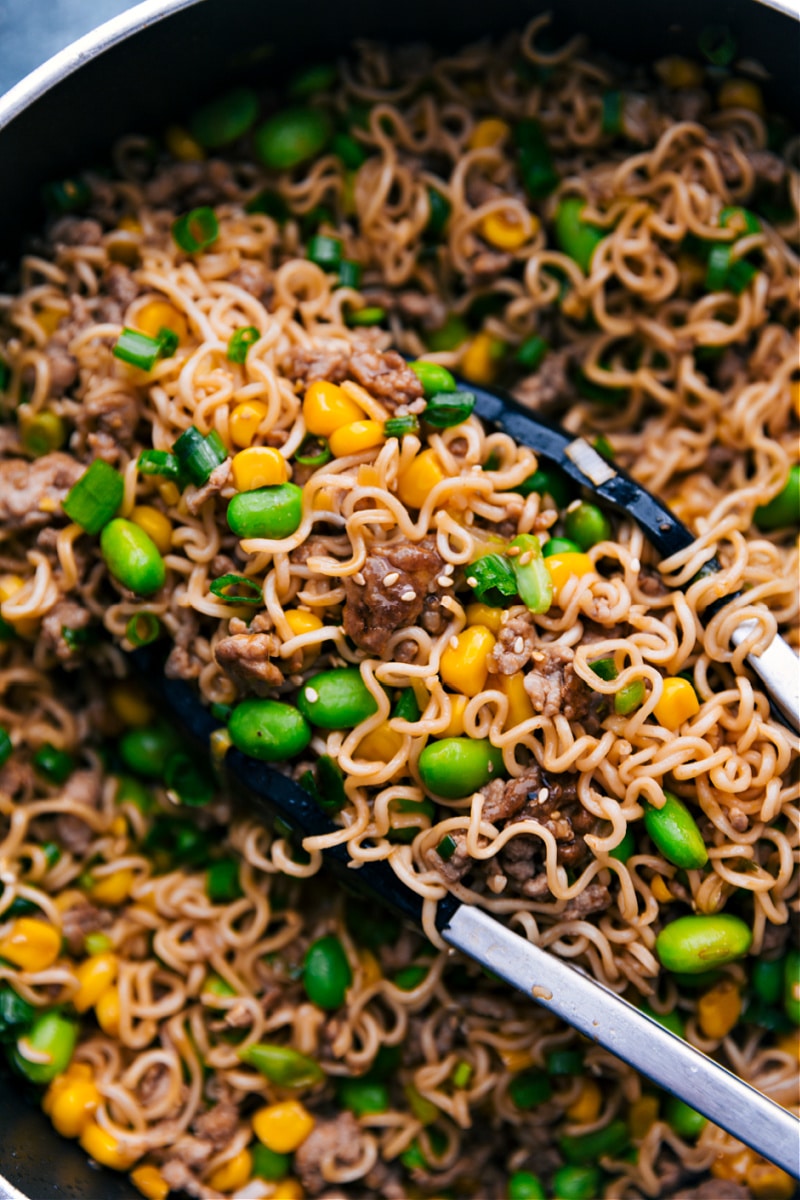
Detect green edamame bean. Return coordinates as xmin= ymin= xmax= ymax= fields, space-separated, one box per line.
xmin=615 ymin=678 xmax=645 ymax=715
xmin=426 ymin=314 xmax=469 ymax=352
xmin=655 ymin=913 xmax=753 ymax=974
xmin=418 ymin=737 xmax=504 ymax=799
xmin=118 ymin=724 xmax=182 ymax=778
xmin=100 ymin=518 xmax=165 ymax=596
xmin=554 ymin=196 xmax=606 ymax=273
xmin=227 ymin=483 xmax=303 ymax=540
xmin=552 ymin=1165 xmax=602 ymax=1200
xmin=560 ymin=1118 xmax=629 ymax=1165
xmin=639 ymin=1000 xmax=685 ymax=1038
xmin=664 ymin=1095 xmax=707 ymax=1140
xmin=189 ymin=87 xmax=259 ymax=148
xmin=643 ymin=791 xmax=708 ymax=870
xmin=609 ymin=827 xmax=636 ymax=862
xmin=303 ymin=934 xmax=352 ymax=1009
xmin=564 ymin=501 xmax=612 ymax=550
xmin=754 ymin=464 xmax=800 ymax=531
xmin=337 ymin=1077 xmax=390 ymax=1116
xmin=394 ymin=965 xmax=428 ymax=991
xmin=251 ymin=1144 xmax=290 ymax=1181
xmin=238 ymin=1042 xmax=324 ymax=1087
xmin=509 ymin=1070 xmax=552 ymax=1108
xmin=408 ymin=360 xmax=457 ymax=396
xmin=254 ymin=107 xmax=331 ymax=170
xmin=205 ymin=859 xmax=242 ymax=903
xmin=114 ymin=775 xmax=154 ymax=813
xmin=752 ymin=957 xmax=785 ymax=1006
xmin=543 ymin=536 xmax=582 ymax=557
xmin=297 ymin=668 xmax=378 ymax=729
xmin=228 ymin=698 xmax=311 ymax=762
xmin=508 ymin=1170 xmax=546 ymax=1200
xmin=784 ymin=950 xmax=800 ymax=1024
xmin=12 ymin=1010 xmax=77 ymax=1083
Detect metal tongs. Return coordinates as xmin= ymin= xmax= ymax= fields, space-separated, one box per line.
xmin=143 ymin=381 xmax=800 ymax=1177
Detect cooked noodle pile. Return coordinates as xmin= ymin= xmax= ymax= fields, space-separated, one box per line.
xmin=0 ymin=17 xmax=798 ymax=1197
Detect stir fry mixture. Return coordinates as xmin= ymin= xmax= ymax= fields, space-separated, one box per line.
xmin=0 ymin=15 xmax=798 ymax=1199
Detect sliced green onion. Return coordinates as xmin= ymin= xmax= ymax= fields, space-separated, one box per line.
xmin=719 ymin=207 xmax=761 ymax=237
xmin=392 ymin=687 xmax=421 ymax=723
xmin=515 ymin=335 xmax=548 ymax=371
xmin=206 ymin=858 xmax=243 ymax=902
xmin=509 ymin=534 xmax=552 ymax=614
xmin=423 ymin=391 xmax=476 ymax=429
xmin=602 ymin=90 xmax=624 ymax=135
xmin=156 ymin=326 xmax=179 ymax=358
xmin=591 ymin=657 xmax=618 ymax=682
xmin=514 ymin=120 xmax=559 ymax=199
xmin=125 ymin=612 xmax=161 ymax=647
xmin=33 ymin=743 xmax=74 ymax=785
xmin=289 ymin=63 xmax=338 ymax=98
xmin=165 ymin=753 xmax=214 ymax=806
xmin=295 ymin=435 xmax=332 ymax=467
xmin=726 ymin=259 xmax=757 ymax=294
xmin=615 ymin=679 xmax=645 ymax=716
xmin=300 ymin=754 xmax=347 ymax=815
xmin=61 ymin=625 xmax=90 ymax=652
xmin=574 ymin=369 xmax=628 ymax=405
xmin=384 ymin=415 xmax=420 ymax=438
xmin=245 ymin=190 xmax=290 ymax=221
xmin=19 ymin=410 xmax=66 ymax=457
xmin=137 ymin=450 xmax=181 ymax=480
xmin=189 ymin=87 xmax=259 ymax=149
xmin=337 ymin=259 xmax=362 ymax=289
xmin=451 ymin=1060 xmax=473 ymax=1089
xmin=466 ymin=553 xmax=518 ymax=606
xmin=0 ymin=617 xmax=17 ymax=642
xmin=307 ymin=234 xmax=342 ymax=270
xmin=172 ymin=426 xmax=227 ymax=487
xmin=554 ymin=197 xmax=605 ymax=274
xmin=516 ymin=467 xmax=571 ymax=508
xmin=0 ymin=359 xmax=9 ymax=392
xmin=331 ymin=132 xmax=368 ymax=169
xmin=209 ymin=574 xmax=263 ymax=605
xmin=698 ymin=25 xmax=737 ymax=66
xmin=426 ymin=314 xmax=470 ymax=352
xmin=42 ymin=177 xmax=91 ymax=214
xmin=593 ymin=434 xmax=615 ymax=461
xmin=301 ymin=205 xmax=334 ymax=235
xmin=210 ymin=702 xmax=233 ymax=723
xmin=346 ymin=305 xmax=386 ymax=327
xmin=426 ymin=186 xmax=451 ymax=236
xmin=239 ymin=1042 xmax=324 ymax=1087
xmin=113 ymin=328 xmax=167 ymax=372
xmin=172 ymin=206 xmax=219 ymax=253
xmin=437 ymin=834 xmax=458 ymax=862
xmin=706 ymin=245 xmax=757 ymax=294
xmin=62 ymin=459 xmax=124 ymax=534
xmin=0 ymin=728 xmax=12 ymax=768
xmin=483 ymin=451 xmax=501 ymax=472
xmin=227 ymin=326 xmax=260 ymax=364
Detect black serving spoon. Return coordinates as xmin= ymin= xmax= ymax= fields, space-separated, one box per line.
xmin=131 ymin=376 xmax=799 ymax=1175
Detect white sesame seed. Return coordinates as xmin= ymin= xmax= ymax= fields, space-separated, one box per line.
xmin=466 ymin=576 xmax=478 ymax=587
xmin=566 ymin=499 xmax=582 ymax=513
xmin=513 ymin=637 xmax=525 ymax=654
xmin=383 ymin=572 xmax=400 ymax=587
xmin=409 ymin=399 xmax=426 ymax=414
xmin=443 ymin=563 xmax=455 ymax=575
xmin=353 ymin=572 xmax=366 ymax=586
xmin=304 ymin=687 xmax=319 ymax=703
xmin=538 ymin=787 xmax=549 ymax=802
xmin=401 ymin=590 xmax=416 ymax=602
xmin=630 ymin=558 xmax=641 ymax=572
xmin=437 ymin=576 xmax=454 ymax=587
xmin=449 ymin=635 xmax=460 ymax=650
xmin=518 ymin=550 xmax=532 ymax=566
xmin=507 ymin=546 xmax=520 ymax=557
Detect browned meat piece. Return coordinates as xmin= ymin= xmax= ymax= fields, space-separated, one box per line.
xmin=144 ymin=161 xmax=206 ymax=207
xmin=44 ymin=340 xmax=79 ymax=396
xmin=165 ymin=616 xmax=203 ymax=681
xmin=54 ymin=769 xmax=102 ymax=857
xmin=0 ymin=453 xmax=83 ymax=531
xmin=49 ymin=216 xmax=104 ymax=246
xmin=396 ymin=290 xmax=448 ymax=331
xmin=186 ymin=458 xmax=231 ymax=515
xmin=422 ymin=831 xmax=472 ymax=883
xmin=215 ymin=615 xmax=284 ymax=696
xmin=662 ymin=87 xmax=710 ymax=123
xmin=40 ymin=599 xmax=91 ymax=662
xmin=191 ymin=1101 xmax=239 ymax=1148
xmin=348 ymin=349 xmax=424 ymax=411
xmin=524 ymin=644 xmax=590 ymax=721
xmin=513 ymin=349 xmax=573 ymax=413
xmin=286 ymin=345 xmax=351 ymax=386
xmin=158 ymin=1159 xmax=205 ymax=1199
xmin=342 ymin=536 xmax=445 ymax=655
xmin=294 ymin=1112 xmax=363 ymax=1195
xmin=638 ymin=567 xmax=668 ymax=597
xmin=77 ymin=390 xmax=139 ymax=444
xmin=61 ymin=900 xmax=112 ymax=955
xmin=561 ymin=883 xmax=612 ymax=919
xmin=467 ymin=250 xmax=514 ymax=280
xmin=667 ymin=1182 xmax=750 ymax=1200
xmin=749 ymin=149 xmax=786 ymax=186
xmin=104 ymin=262 xmax=140 ymax=306
xmin=229 ymin=260 xmax=271 ymax=299
xmin=480 ymin=765 xmax=541 ymax=823
xmin=138 ymin=1064 xmax=171 ymax=1107
xmin=489 ymin=611 xmax=537 ymax=675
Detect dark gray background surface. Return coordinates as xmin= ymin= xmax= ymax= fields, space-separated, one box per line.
xmin=0 ymin=0 xmax=138 ymax=95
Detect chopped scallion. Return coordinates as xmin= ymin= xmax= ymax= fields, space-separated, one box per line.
xmin=615 ymin=679 xmax=646 ymax=715
xmin=245 ymin=190 xmax=290 ymax=221
xmin=698 ymin=24 xmax=737 ymax=66
xmin=295 ymin=435 xmax=332 ymax=467
xmin=331 ymin=132 xmax=368 ymax=169
xmin=384 ymin=415 xmax=420 ymax=438
xmin=591 ymin=657 xmax=618 ymax=682
xmin=125 ymin=612 xmax=161 ymax=647
xmin=307 ymin=234 xmax=342 ymax=270
xmin=451 ymin=1061 xmax=473 ymax=1089
xmin=392 ymin=687 xmax=421 ymax=723
xmin=137 ymin=450 xmax=181 ymax=480
xmin=209 ymin=573 xmax=263 ymax=605
xmin=62 ymin=459 xmax=124 ymax=535
xmin=33 ymin=743 xmax=74 ymax=785
xmin=337 ymin=258 xmax=362 ymax=289
xmin=113 ymin=327 xmax=168 ymax=371
xmin=156 ymin=326 xmax=179 ymax=358
xmin=172 ymin=206 xmax=219 ymax=253
xmin=423 ymin=391 xmax=476 ymax=429
xmin=346 ymin=305 xmax=386 ymax=327
xmin=601 ymin=90 xmax=624 ymax=135
xmin=227 ymin=326 xmax=260 ymax=364
xmin=42 ymin=177 xmax=91 ymax=214
xmin=437 ymin=834 xmax=458 ymax=862
xmin=514 ymin=119 xmax=559 ymax=198
xmin=467 ymin=553 xmax=518 ymax=606
xmin=300 ymin=754 xmax=347 ymax=815
xmin=515 ymin=335 xmax=548 ymax=371
xmin=172 ymin=426 xmax=227 ymax=487
xmin=0 ymin=728 xmax=12 ymax=769
xmin=165 ymin=753 xmax=214 ymax=806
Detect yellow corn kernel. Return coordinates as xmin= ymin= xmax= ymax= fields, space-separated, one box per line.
xmin=776 ymin=1030 xmax=800 ymax=1062
xmin=129 ymin=506 xmax=173 ymax=555
xmin=651 ymin=876 xmax=674 ymax=905
xmin=0 ymin=573 xmax=39 ymax=637
xmin=231 ymin=446 xmax=288 ymax=491
xmin=135 ymin=300 xmax=188 ymax=344
xmin=791 ymin=380 xmax=800 ymax=420
xmin=329 ymin=419 xmax=386 ymax=458
xmin=207 ymin=1147 xmax=253 ymax=1193
xmin=49 ymin=1076 xmax=101 ymax=1138
xmin=461 ymin=332 xmax=505 ymax=385
xmin=272 ymin=1183 xmax=304 ymax=1200
xmin=397 ymin=448 xmax=445 ymax=509
xmin=110 ymin=815 xmax=127 ymax=838
xmin=73 ymin=953 xmax=119 ymax=1013
xmin=499 ymin=1048 xmax=534 ymax=1073
xmin=440 ymin=694 xmax=468 ymax=738
xmin=53 ymin=889 xmax=85 ymax=913
xmin=117 ymin=215 xmax=142 ymax=235
xmin=479 ymin=209 xmax=537 ymax=251
xmin=43 ymin=1064 xmax=92 ymax=1114
xmin=358 ymin=720 xmax=404 ymax=762
xmin=131 ymin=1164 xmax=170 ymax=1200
xmin=303 ymin=380 xmax=364 ymax=437
xmin=496 ymin=672 xmax=535 ymax=731
xmin=628 ymin=1094 xmax=660 ymax=1139
xmin=566 ymin=1078 xmax=602 ymax=1124
xmin=89 ymin=869 xmax=135 ymax=907
xmin=312 ymin=487 xmax=336 ymax=513
xmin=465 ymin=602 xmax=504 ymax=633
xmin=109 ymin=682 xmax=156 ymax=728
xmin=655 ymin=56 xmax=705 ymax=89
xmin=284 ymin=609 xmax=324 ymax=638
xmin=165 ymin=124 xmax=206 ymax=162
xmin=718 ymin=78 xmax=765 ymax=115
xmin=358 ymin=949 xmax=382 ymax=987
xmin=697 ymin=979 xmax=741 ymax=1039
xmin=544 ymin=551 xmax=595 ymax=595
xmin=468 ymin=118 xmax=511 ymax=149
xmin=79 ymin=1121 xmax=136 ymax=1170
xmin=0 ymin=917 xmax=61 ymax=972
xmin=712 ymin=1147 xmax=756 ymax=1184
xmin=229 ymin=399 xmax=269 ymax=449
xmin=252 ymin=1100 xmax=315 ymax=1154
xmin=36 ymin=308 xmax=62 ymax=335
xmin=654 ymin=676 xmax=700 ymax=731
xmin=747 ymin=1162 xmax=796 ymax=1200
xmin=209 ymin=727 xmax=233 ymax=765
xmin=95 ymin=985 xmax=121 ymax=1036
xmin=441 ymin=625 xmax=496 ymax=698
xmin=158 ymin=481 xmax=180 ymax=507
